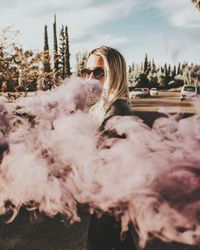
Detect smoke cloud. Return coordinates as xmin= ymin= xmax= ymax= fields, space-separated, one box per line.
xmin=0 ymin=77 xmax=200 ymax=248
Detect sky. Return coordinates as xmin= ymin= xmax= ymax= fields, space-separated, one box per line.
xmin=0 ymin=0 xmax=200 ymax=69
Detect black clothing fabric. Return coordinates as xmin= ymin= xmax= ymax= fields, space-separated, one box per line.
xmin=87 ymin=99 xmax=138 ymax=250
xmin=99 ymin=99 xmax=132 ymax=131
xmin=88 ymin=215 xmax=137 ymax=250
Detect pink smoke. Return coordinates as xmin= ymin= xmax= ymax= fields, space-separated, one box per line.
xmin=0 ymin=77 xmax=200 ymax=248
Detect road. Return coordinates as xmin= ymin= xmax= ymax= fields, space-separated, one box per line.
xmin=0 ymin=209 xmax=90 ymax=250
xmin=129 ymin=90 xmax=199 ymax=114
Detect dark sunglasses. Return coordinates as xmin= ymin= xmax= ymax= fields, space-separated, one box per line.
xmin=80 ymin=67 xmax=105 ymax=79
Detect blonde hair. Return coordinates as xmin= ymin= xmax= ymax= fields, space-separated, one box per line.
xmin=89 ymin=46 xmax=129 ymax=124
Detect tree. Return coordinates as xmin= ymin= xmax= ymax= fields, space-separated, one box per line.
xmin=164 ymin=63 xmax=170 ymax=89
xmin=177 ymin=62 xmax=181 ymax=75
xmin=13 ymin=47 xmax=42 ymax=91
xmin=152 ymin=59 xmax=156 ymax=73
xmin=128 ymin=65 xmax=132 ymax=74
xmin=65 ymin=26 xmax=71 ymax=77
xmin=148 ymin=60 xmax=152 ymax=73
xmin=157 ymin=69 xmax=165 ymax=88
xmin=0 ymin=43 xmax=7 ymax=85
xmin=43 ymin=25 xmax=51 ymax=73
xmin=172 ymin=65 xmax=176 ymax=78
xmin=147 ymin=71 xmax=159 ymax=88
xmin=53 ymin=15 xmax=59 ymax=79
xmin=75 ymin=51 xmax=88 ymax=76
xmin=144 ymin=53 xmax=148 ymax=73
xmin=58 ymin=25 xmax=71 ymax=80
xmin=182 ymin=65 xmax=200 ymax=86
xmin=40 ymin=25 xmax=54 ymax=90
xmin=59 ymin=25 xmax=66 ymax=79
xmin=168 ymin=64 xmax=171 ymax=77
xmin=0 ymin=27 xmax=20 ymax=91
xmin=131 ymin=62 xmax=134 ymax=71
xmin=134 ymin=72 xmax=149 ymax=88
xmin=191 ymin=65 xmax=200 ymax=85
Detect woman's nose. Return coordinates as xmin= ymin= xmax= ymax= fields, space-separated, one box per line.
xmin=88 ymin=72 xmax=95 ymax=80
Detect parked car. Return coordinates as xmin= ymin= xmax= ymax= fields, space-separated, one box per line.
xmin=128 ymin=86 xmax=135 ymax=92
xmin=143 ymin=88 xmax=150 ymax=97
xmin=129 ymin=88 xmax=145 ymax=98
xmin=180 ymin=85 xmax=197 ymax=101
xmin=150 ymin=88 xmax=158 ymax=96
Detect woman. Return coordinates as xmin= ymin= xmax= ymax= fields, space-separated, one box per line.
xmin=81 ymin=46 xmax=138 ymax=250
xmin=81 ymin=46 xmax=132 ymax=127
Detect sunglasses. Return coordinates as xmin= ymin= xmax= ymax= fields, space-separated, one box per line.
xmin=80 ymin=67 xmax=105 ymax=79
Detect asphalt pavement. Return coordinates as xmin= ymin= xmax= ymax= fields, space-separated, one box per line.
xmin=0 ymin=209 xmax=90 ymax=250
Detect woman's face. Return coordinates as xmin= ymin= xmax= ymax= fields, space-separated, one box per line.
xmin=84 ymin=54 xmax=105 ymax=85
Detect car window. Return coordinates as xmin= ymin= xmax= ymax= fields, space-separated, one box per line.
xmin=184 ymin=86 xmax=196 ymax=92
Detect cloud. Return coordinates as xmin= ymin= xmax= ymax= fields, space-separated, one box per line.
xmin=37 ymin=0 xmax=139 ymax=39
xmin=0 ymin=0 xmax=139 ymax=44
xmin=0 ymin=0 xmax=17 ymax=12
xmin=1 ymin=0 xmax=136 ymax=67
xmin=70 ymin=33 xmax=130 ymax=69
xmin=72 ymin=33 xmax=129 ymax=52
xmin=148 ymin=0 xmax=200 ymax=64
xmin=1 ymin=0 xmax=200 ymax=68
xmin=153 ymin=0 xmax=200 ymax=28
xmin=23 ymin=0 xmax=94 ymax=16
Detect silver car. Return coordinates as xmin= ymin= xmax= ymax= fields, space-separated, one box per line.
xmin=180 ymin=85 xmax=197 ymax=101
xmin=129 ymin=88 xmax=145 ymax=98
xmin=150 ymin=88 xmax=158 ymax=96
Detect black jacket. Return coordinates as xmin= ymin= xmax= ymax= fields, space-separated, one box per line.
xmin=99 ymin=99 xmax=132 ymax=132
xmin=88 ymin=99 xmax=138 ymax=250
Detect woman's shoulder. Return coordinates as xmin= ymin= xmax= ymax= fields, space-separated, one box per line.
xmin=99 ymin=99 xmax=132 ymax=131
xmin=106 ymin=99 xmax=132 ymax=117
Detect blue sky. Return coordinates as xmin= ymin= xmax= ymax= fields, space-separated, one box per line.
xmin=0 ymin=0 xmax=200 ymax=69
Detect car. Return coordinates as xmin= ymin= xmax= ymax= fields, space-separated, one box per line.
xmin=143 ymin=88 xmax=150 ymax=97
xmin=180 ymin=85 xmax=197 ymax=101
xmin=129 ymin=88 xmax=145 ymax=98
xmin=150 ymin=88 xmax=158 ymax=96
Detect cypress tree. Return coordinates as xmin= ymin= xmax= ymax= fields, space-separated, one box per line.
xmin=43 ymin=24 xmax=51 ymax=73
xmin=59 ymin=25 xmax=66 ymax=79
xmin=0 ymin=45 xmax=5 ymax=84
xmin=177 ymin=62 xmax=181 ymax=75
xmin=65 ymin=26 xmax=71 ymax=77
xmin=172 ymin=65 xmax=176 ymax=78
xmin=148 ymin=60 xmax=152 ymax=73
xmin=164 ymin=63 xmax=169 ymax=88
xmin=44 ymin=25 xmax=49 ymax=51
xmin=144 ymin=53 xmax=148 ymax=73
xmin=40 ymin=25 xmax=53 ymax=90
xmin=131 ymin=62 xmax=134 ymax=71
xmin=152 ymin=59 xmax=156 ymax=72
xmin=53 ymin=14 xmax=59 ymax=76
xmin=128 ymin=65 xmax=132 ymax=74
xmin=164 ymin=63 xmax=168 ymax=75
xmin=168 ymin=64 xmax=171 ymax=76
